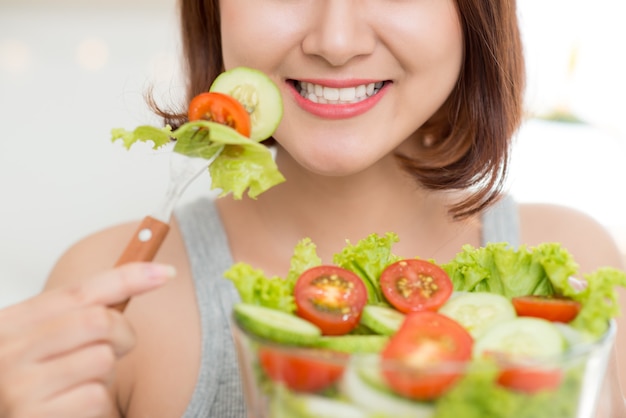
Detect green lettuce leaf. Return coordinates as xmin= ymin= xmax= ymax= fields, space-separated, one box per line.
xmin=111 ymin=120 xmax=285 ymax=199
xmin=223 ymin=263 xmax=295 ymax=313
xmin=531 ymin=242 xmax=581 ymax=293
xmin=285 ymin=238 xmax=322 ymax=284
xmin=170 ymin=123 xmax=224 ymax=160
xmin=208 ymin=140 xmax=284 ymax=200
xmin=110 ymin=125 xmax=172 ymax=150
xmin=223 ymin=238 xmax=322 ymax=313
xmin=443 ymin=242 xmax=625 ymax=338
xmin=567 ymin=267 xmax=626 ymax=337
xmin=441 ymin=242 xmax=578 ymax=298
xmin=333 ymin=232 xmax=402 ymax=304
xmin=434 ymin=361 xmax=581 ymax=418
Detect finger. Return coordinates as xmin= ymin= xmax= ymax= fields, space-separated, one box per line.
xmin=0 ymin=344 xmax=116 ymax=415
xmin=74 ymin=262 xmax=177 ymax=307
xmin=14 ymin=306 xmax=135 ymax=364
xmin=0 ymin=262 xmax=176 ymax=329
xmin=38 ymin=382 xmax=113 ymax=418
xmin=34 ymin=343 xmax=116 ymax=404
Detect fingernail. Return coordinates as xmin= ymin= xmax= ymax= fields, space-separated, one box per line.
xmin=148 ymin=263 xmax=177 ymax=282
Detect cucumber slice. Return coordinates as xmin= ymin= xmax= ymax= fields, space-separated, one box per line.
xmin=311 ymin=335 xmax=389 ymax=353
xmin=273 ymin=386 xmax=369 ymax=418
xmin=553 ymin=322 xmax=596 ymax=350
xmin=360 ymin=305 xmax=405 ymax=336
xmin=233 ymin=303 xmax=321 ymax=346
xmin=210 ymin=67 xmax=283 ymax=142
xmin=439 ymin=291 xmax=516 ymax=339
xmin=473 ymin=317 xmax=565 ymax=360
xmin=340 ymin=355 xmax=435 ymax=418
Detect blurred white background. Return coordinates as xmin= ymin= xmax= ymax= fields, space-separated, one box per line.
xmin=1 ymin=0 xmax=625 ymax=308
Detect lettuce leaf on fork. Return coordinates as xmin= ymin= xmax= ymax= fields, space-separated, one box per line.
xmin=111 ymin=120 xmax=285 ymax=199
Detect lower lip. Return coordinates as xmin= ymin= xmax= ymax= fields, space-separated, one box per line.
xmin=289 ymin=82 xmax=389 ymax=120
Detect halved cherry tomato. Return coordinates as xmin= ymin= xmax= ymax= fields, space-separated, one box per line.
xmin=294 ymin=265 xmax=368 ymax=336
xmin=497 ymin=366 xmax=563 ymax=393
xmin=258 ymin=346 xmax=347 ymax=392
xmin=188 ymin=91 xmax=251 ymax=137
xmin=512 ymin=295 xmax=581 ymax=323
xmin=379 ymin=259 xmax=453 ymax=313
xmin=381 ymin=311 xmax=473 ymax=400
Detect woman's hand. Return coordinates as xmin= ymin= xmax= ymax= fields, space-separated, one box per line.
xmin=0 ymin=262 xmax=175 ymax=418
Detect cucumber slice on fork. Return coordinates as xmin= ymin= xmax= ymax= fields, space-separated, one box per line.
xmin=210 ymin=67 xmax=283 ymax=142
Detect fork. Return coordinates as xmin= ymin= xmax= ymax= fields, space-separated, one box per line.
xmin=111 ymin=151 xmax=213 ymax=311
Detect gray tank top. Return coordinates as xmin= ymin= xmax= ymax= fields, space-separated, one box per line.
xmin=176 ymin=195 xmax=520 ymax=418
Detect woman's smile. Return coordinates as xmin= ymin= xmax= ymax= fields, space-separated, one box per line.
xmin=288 ymin=78 xmax=391 ymax=119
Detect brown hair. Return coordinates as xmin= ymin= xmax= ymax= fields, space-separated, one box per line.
xmin=398 ymin=0 xmax=525 ymax=219
xmin=161 ymin=0 xmax=525 ymax=219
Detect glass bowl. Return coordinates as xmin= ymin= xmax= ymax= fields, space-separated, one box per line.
xmin=231 ymin=317 xmax=616 ymax=418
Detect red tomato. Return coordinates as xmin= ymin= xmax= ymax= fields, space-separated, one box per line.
xmin=381 ymin=311 xmax=473 ymax=400
xmin=188 ymin=92 xmax=251 ymax=137
xmin=258 ymin=346 xmax=347 ymax=392
xmin=497 ymin=367 xmax=563 ymax=393
xmin=512 ymin=295 xmax=581 ymax=323
xmin=294 ymin=265 xmax=368 ymax=336
xmin=379 ymin=259 xmax=453 ymax=313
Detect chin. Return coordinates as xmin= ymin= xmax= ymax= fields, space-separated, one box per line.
xmin=296 ymin=151 xmax=379 ymax=177
xmin=279 ymin=138 xmax=368 ymax=175
xmin=273 ymin=118 xmax=403 ymax=177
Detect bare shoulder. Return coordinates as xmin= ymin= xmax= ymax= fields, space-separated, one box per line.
xmin=44 ymin=221 xmax=142 ymax=291
xmin=518 ymin=202 xmax=624 ymax=273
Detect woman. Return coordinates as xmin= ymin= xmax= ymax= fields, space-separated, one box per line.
xmin=0 ymin=0 xmax=623 ymax=417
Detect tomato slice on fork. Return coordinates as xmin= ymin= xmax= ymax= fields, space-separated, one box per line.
xmin=188 ymin=91 xmax=251 ymax=137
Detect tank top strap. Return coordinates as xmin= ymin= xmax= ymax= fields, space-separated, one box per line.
xmin=175 ymin=198 xmax=245 ymax=418
xmin=480 ymin=194 xmax=521 ymax=248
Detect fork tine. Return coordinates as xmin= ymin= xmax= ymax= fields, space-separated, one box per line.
xmin=151 ymin=153 xmax=212 ymax=223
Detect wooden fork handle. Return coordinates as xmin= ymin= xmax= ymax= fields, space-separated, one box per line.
xmin=111 ymin=216 xmax=170 ymax=312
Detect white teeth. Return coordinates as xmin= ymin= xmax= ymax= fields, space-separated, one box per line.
xmin=324 ymin=87 xmax=339 ymax=101
xmin=339 ymin=87 xmax=356 ymax=101
xmin=296 ymin=81 xmax=384 ymax=104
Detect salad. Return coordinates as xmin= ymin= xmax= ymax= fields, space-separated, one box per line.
xmin=111 ymin=66 xmax=285 ymax=199
xmin=226 ymin=233 xmax=626 ymax=418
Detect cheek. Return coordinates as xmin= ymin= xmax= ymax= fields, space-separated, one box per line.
xmin=385 ymin=3 xmax=464 ymax=119
xmin=383 ymin=1 xmax=463 ymax=74
xmin=426 ymin=13 xmax=463 ymax=79
xmin=220 ymin=1 xmax=257 ymax=69
xmin=220 ymin=1 xmax=307 ymax=70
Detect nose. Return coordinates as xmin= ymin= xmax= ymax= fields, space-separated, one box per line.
xmin=301 ymin=0 xmax=376 ymax=67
